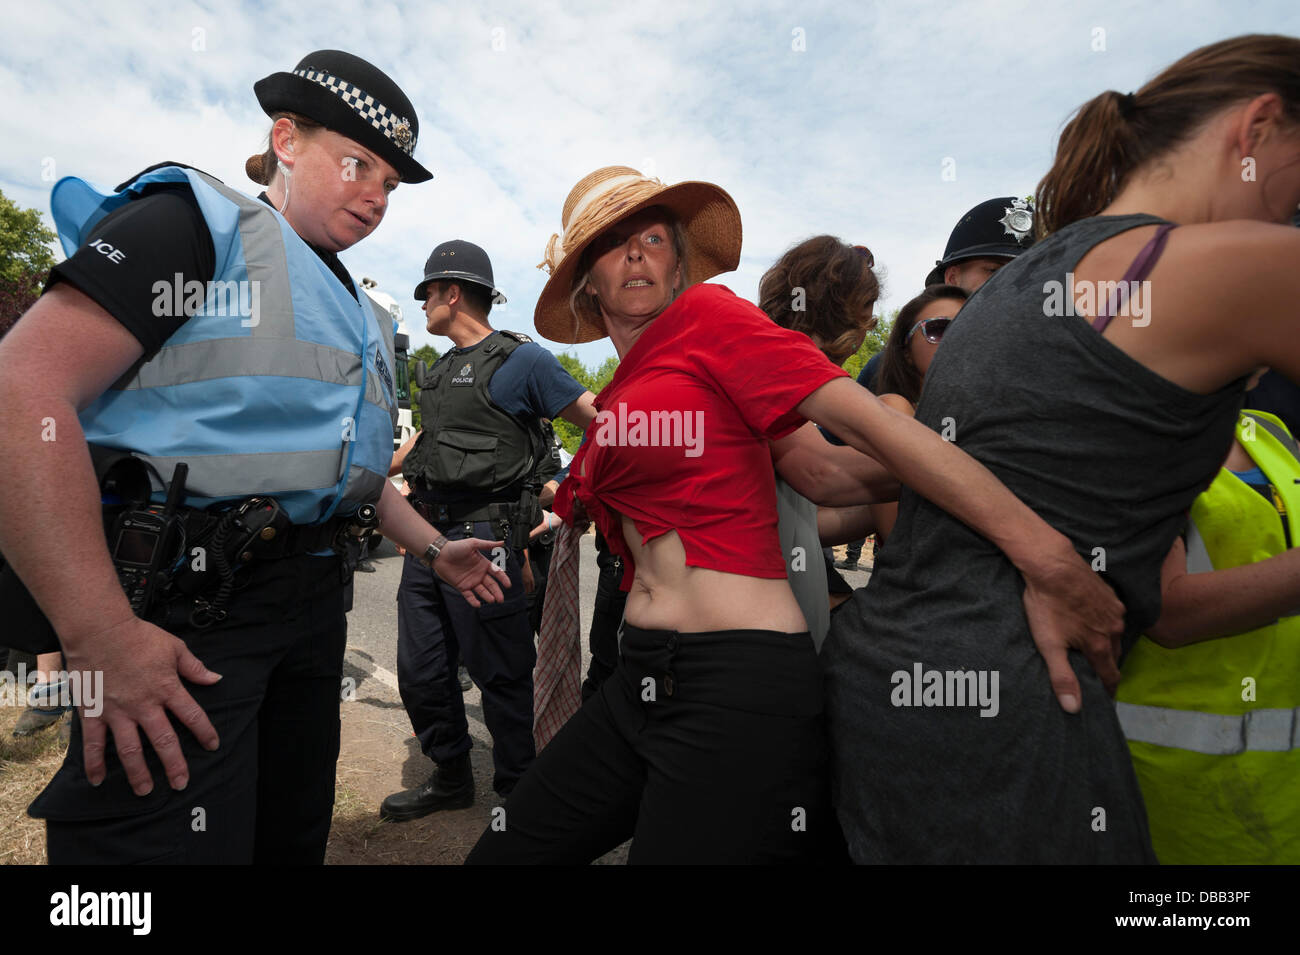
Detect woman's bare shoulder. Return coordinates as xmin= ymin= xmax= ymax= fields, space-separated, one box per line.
xmin=1170 ymin=219 xmax=1300 ymax=279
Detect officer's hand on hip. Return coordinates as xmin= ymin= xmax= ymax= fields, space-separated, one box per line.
xmin=434 ymin=537 xmax=511 ymax=607
xmin=61 ymin=615 xmax=222 ymax=796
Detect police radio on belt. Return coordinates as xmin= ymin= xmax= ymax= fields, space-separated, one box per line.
xmin=108 ymin=462 xmax=189 ymax=618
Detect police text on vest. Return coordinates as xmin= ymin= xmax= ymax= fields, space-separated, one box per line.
xmin=88 ymin=239 xmax=126 ymax=263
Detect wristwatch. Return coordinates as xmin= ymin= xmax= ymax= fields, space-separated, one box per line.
xmin=418 ymin=533 xmax=448 ymax=568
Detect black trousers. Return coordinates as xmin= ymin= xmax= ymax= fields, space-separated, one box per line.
xmin=396 ymin=520 xmax=535 ymax=795
xmin=466 ymin=624 xmax=846 ymax=864
xmin=580 ymin=530 xmax=625 ymax=702
xmin=29 ymin=554 xmax=347 ymax=864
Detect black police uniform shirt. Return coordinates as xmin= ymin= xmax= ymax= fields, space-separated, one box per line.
xmin=43 ymin=178 xmax=357 ymax=358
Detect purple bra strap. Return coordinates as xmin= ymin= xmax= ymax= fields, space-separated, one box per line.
xmin=1092 ymin=222 xmax=1176 ymax=332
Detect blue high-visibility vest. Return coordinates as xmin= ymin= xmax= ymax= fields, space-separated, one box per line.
xmin=52 ymin=165 xmax=396 ymax=523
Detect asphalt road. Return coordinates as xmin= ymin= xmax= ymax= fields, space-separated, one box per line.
xmin=338 ymin=531 xmax=607 ymax=756
xmin=342 ymin=530 xmax=601 ymax=699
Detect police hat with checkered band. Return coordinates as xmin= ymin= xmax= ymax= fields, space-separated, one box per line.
xmin=924 ymin=196 xmax=1036 ymax=286
xmin=414 ymin=240 xmax=507 ymax=304
xmin=255 ymin=50 xmax=432 ymax=183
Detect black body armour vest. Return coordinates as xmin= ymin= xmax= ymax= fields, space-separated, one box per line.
xmin=403 ymin=330 xmax=543 ymax=504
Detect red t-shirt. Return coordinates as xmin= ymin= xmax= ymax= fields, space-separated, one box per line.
xmin=555 ymin=283 xmax=848 ymax=590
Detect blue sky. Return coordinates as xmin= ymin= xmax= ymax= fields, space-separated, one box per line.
xmin=2 ymin=1 xmax=1297 ymax=368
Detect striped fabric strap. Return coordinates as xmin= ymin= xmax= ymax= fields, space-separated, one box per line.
xmin=1092 ymin=222 xmax=1175 ymax=332
xmin=1117 ymin=701 xmax=1300 ymax=755
xmin=533 ymin=521 xmax=584 ymax=751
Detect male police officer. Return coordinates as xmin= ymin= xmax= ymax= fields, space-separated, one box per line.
xmin=838 ymin=196 xmax=1036 ymax=570
xmin=922 ymin=195 xmax=1036 ymax=289
xmin=382 ymin=241 xmax=596 ymax=819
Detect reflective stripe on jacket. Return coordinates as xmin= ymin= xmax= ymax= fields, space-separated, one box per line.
xmin=54 ymin=165 xmax=396 ymax=523
xmin=1118 ymin=409 xmax=1300 ymax=863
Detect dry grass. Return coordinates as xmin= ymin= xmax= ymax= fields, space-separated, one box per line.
xmin=324 ymin=778 xmax=479 ymax=865
xmin=0 ymin=706 xmax=410 ymax=866
xmin=0 ymin=704 xmax=68 ymax=865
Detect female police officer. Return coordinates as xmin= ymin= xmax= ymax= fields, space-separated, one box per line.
xmin=0 ymin=50 xmax=508 ymax=864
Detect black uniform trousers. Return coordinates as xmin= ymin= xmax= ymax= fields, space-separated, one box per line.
xmin=396 ymin=519 xmax=535 ymax=795
xmin=466 ymin=625 xmax=847 ymax=864
xmin=580 ymin=530 xmax=625 ymax=702
xmin=29 ymin=554 xmax=347 ymax=864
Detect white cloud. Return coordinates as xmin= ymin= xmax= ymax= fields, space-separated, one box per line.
xmin=3 ymin=0 xmax=1297 ymax=372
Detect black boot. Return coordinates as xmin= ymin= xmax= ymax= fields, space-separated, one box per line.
xmin=379 ymin=753 xmax=474 ymax=821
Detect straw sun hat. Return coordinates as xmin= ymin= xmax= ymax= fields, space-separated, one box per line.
xmin=534 ymin=166 xmax=743 ymax=343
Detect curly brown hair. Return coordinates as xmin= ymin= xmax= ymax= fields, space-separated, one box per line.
xmin=758 ymin=236 xmax=879 ymax=365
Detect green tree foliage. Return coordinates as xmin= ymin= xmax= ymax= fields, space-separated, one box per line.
xmin=843 ymin=309 xmax=897 ymax=381
xmin=411 ymin=343 xmax=440 ymax=366
xmin=0 ymin=190 xmax=57 ymax=336
xmin=552 ymin=352 xmax=620 ymax=452
xmin=591 ymin=356 xmax=619 ymax=392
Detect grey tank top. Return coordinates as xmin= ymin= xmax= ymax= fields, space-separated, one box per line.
xmin=821 ymin=213 xmax=1245 ymax=863
xmin=907 ymin=212 xmax=1243 ymax=641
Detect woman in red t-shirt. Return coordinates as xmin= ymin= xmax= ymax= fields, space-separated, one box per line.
xmin=466 ymin=166 xmax=1122 ymax=864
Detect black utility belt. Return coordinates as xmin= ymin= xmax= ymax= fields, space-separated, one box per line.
xmin=174 ymin=505 xmax=352 ymax=560
xmin=111 ymin=496 xmax=377 ymax=629
xmin=410 ymin=498 xmax=516 ymax=525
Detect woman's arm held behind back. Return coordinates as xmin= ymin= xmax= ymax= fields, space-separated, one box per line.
xmin=798 ymin=376 xmax=1125 ymax=711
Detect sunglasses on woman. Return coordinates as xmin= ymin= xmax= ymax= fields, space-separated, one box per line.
xmin=906 ymin=316 xmax=954 ymax=345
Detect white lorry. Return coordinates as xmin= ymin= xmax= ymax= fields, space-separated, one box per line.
xmin=359 ymin=277 xmax=415 ymax=452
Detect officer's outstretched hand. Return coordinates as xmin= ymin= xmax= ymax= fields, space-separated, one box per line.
xmin=435 ymin=538 xmax=511 ymax=607
xmin=61 ymin=615 xmax=223 ymax=796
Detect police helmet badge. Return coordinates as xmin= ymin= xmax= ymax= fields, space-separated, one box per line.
xmin=999 ymin=198 xmax=1034 ymax=244
xmin=393 ymin=119 xmax=413 ymax=150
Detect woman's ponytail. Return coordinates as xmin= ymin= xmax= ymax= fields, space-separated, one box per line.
xmin=1036 ymin=90 xmax=1139 ymax=237
xmin=1035 ymin=34 xmax=1300 ymax=237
